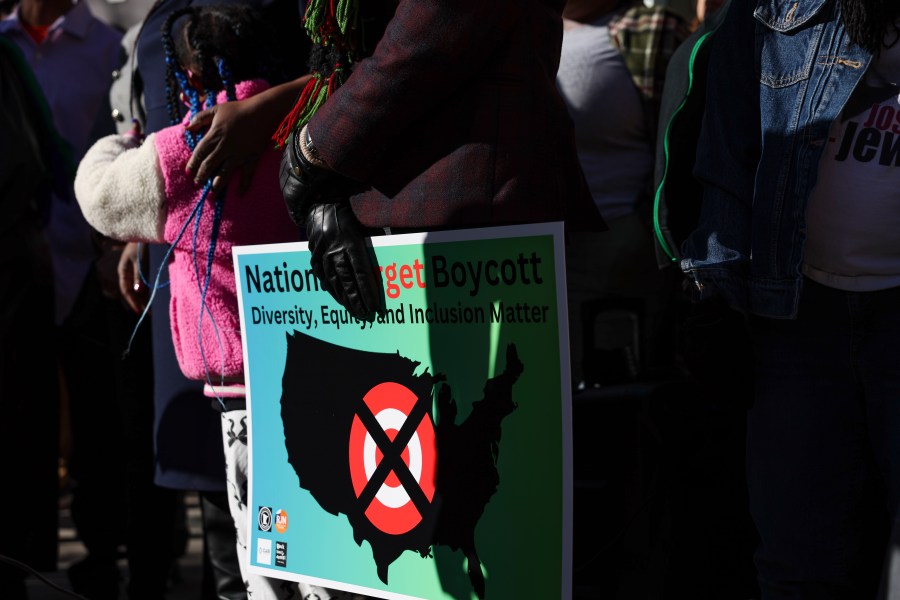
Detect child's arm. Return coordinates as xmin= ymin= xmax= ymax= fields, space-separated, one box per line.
xmin=75 ymin=129 xmax=167 ymax=243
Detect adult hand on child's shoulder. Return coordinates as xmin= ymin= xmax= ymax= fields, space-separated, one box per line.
xmin=185 ymin=74 xmax=314 ymax=195
xmin=185 ymin=100 xmax=265 ymax=195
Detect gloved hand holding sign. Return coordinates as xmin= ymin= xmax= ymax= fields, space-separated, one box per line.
xmin=279 ymin=126 xmax=383 ymax=321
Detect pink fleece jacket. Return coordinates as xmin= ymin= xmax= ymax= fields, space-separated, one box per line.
xmin=154 ymin=79 xmax=299 ymax=383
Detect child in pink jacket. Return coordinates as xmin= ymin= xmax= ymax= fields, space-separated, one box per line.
xmin=78 ymin=75 xmax=296 ymax=396
xmin=76 ymin=7 xmax=298 ymax=400
xmin=74 ymin=6 xmax=361 ymax=600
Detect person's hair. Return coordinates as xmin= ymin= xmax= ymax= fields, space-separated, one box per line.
xmin=160 ymin=4 xmax=279 ymax=128
xmin=272 ymin=0 xmax=395 ymax=147
xmin=839 ymin=0 xmax=900 ymax=54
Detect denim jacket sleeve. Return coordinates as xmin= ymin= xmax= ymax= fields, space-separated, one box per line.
xmin=680 ymin=0 xmax=760 ymax=308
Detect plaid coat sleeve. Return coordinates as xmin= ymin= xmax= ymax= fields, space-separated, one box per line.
xmin=308 ymin=0 xmax=528 ymax=182
xmin=307 ymin=0 xmax=605 ymax=231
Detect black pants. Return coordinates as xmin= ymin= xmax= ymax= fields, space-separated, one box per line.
xmin=0 ymin=232 xmax=58 ymax=598
xmin=60 ymin=265 xmax=179 ymax=599
xmin=749 ymin=279 xmax=900 ymax=599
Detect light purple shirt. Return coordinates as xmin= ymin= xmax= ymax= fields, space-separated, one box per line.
xmin=1 ymin=2 xmax=122 ymax=322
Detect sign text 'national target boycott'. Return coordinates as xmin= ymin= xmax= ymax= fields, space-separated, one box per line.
xmin=244 ymin=252 xmax=546 ymax=299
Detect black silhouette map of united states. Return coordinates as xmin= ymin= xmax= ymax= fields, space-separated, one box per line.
xmin=280 ymin=332 xmax=524 ymax=599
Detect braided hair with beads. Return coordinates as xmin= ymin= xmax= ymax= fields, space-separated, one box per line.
xmin=272 ymin=0 xmax=396 ymax=148
xmin=161 ymin=4 xmax=281 ymax=142
xmin=135 ymin=4 xmax=282 ymax=402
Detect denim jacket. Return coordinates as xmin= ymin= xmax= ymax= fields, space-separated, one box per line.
xmin=680 ymin=0 xmax=872 ymax=318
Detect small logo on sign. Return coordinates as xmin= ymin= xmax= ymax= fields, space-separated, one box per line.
xmin=257 ymin=506 xmax=272 ymax=532
xmin=275 ymin=541 xmax=287 ymax=567
xmin=257 ymin=538 xmax=272 ymax=565
xmin=275 ymin=509 xmax=288 ymax=534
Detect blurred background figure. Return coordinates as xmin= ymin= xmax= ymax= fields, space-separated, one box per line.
xmin=0 ymin=33 xmax=65 ymax=600
xmin=1 ymin=0 xmax=180 ymax=598
xmin=558 ymin=1 xmax=686 ymax=597
xmin=0 ymin=0 xmax=121 ymax=330
xmin=558 ymin=0 xmax=688 ymax=390
xmin=562 ymin=1 xmax=760 ymax=598
xmin=83 ymin=0 xmax=152 ymax=32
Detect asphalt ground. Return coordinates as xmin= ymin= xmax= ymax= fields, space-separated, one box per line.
xmin=26 ymin=492 xmax=205 ymax=600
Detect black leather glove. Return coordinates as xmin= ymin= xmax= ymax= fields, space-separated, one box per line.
xmin=279 ymin=128 xmax=336 ymax=226
xmin=306 ymin=201 xmax=383 ymax=321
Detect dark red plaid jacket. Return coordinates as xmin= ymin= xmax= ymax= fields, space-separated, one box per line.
xmin=307 ymin=0 xmax=605 ymax=231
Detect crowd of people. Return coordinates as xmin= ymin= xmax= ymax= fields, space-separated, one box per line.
xmin=1 ymin=0 xmax=898 ymax=599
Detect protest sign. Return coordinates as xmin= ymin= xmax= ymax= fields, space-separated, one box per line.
xmin=234 ymin=223 xmax=572 ymax=599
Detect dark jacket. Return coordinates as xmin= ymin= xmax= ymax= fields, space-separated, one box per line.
xmin=680 ymin=0 xmax=870 ymax=317
xmin=652 ymin=1 xmax=730 ymax=269
xmin=0 ymin=33 xmax=62 ymax=571
xmin=308 ymin=0 xmax=605 ymax=231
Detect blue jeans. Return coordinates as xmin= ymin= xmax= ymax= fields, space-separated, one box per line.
xmin=749 ymin=279 xmax=900 ymax=599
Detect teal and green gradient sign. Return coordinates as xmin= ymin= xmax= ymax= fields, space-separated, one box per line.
xmin=234 ymin=223 xmax=573 ymax=599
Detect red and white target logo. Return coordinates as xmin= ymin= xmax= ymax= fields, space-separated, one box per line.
xmin=348 ymin=382 xmax=436 ymax=535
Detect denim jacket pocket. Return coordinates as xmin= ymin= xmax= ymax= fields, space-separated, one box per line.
xmin=754 ymin=0 xmax=828 ymax=88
